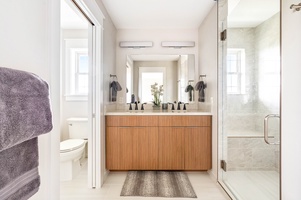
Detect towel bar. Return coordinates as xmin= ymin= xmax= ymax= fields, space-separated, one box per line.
xmin=290 ymin=3 xmax=301 ymax=11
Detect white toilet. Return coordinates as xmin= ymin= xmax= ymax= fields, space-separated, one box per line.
xmin=60 ymin=118 xmax=88 ymax=181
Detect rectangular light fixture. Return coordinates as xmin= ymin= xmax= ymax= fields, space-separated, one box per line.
xmin=161 ymin=41 xmax=195 ymax=48
xmin=119 ymin=41 xmax=153 ymax=48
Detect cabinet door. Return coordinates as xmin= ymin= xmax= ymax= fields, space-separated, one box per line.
xmin=106 ymin=127 xmax=134 ymax=170
xmin=118 ymin=127 xmax=135 ymax=169
xmin=106 ymin=126 xmax=158 ymax=170
xmin=158 ymin=127 xmax=184 ymax=170
xmin=133 ymin=127 xmax=158 ymax=170
xmin=106 ymin=127 xmax=119 ymax=170
xmin=185 ymin=127 xmax=212 ymax=170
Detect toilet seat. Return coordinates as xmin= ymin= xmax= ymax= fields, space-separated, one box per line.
xmin=60 ymin=139 xmax=86 ymax=153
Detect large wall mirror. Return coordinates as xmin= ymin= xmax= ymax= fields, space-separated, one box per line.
xmin=126 ymin=54 xmax=195 ymax=104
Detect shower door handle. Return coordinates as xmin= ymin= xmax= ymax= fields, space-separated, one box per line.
xmin=264 ymin=114 xmax=280 ymax=145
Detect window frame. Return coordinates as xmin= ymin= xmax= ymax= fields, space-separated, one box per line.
xmin=227 ymin=48 xmax=246 ymax=95
xmin=64 ymin=38 xmax=88 ymax=101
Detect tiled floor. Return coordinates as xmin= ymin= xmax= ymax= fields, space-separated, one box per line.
xmin=60 ymin=164 xmax=230 ymax=200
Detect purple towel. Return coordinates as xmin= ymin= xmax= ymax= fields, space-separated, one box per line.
xmin=0 ymin=138 xmax=40 ymax=200
xmin=0 ymin=67 xmax=53 ymax=152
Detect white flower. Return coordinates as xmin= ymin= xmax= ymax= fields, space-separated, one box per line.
xmin=151 ymin=82 xmax=163 ymax=106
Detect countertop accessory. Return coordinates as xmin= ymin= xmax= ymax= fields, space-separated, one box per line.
xmin=162 ymin=103 xmax=168 ymax=110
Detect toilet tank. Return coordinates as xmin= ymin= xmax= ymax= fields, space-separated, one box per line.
xmin=67 ymin=118 xmax=88 ymax=139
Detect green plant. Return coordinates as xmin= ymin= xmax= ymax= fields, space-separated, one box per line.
xmin=151 ymin=82 xmax=163 ymax=106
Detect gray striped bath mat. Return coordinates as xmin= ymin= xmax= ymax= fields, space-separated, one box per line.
xmin=120 ymin=171 xmax=197 ymax=198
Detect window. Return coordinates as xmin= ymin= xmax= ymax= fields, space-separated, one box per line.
xmin=138 ymin=67 xmax=166 ymax=103
xmin=75 ymin=52 xmax=88 ymax=94
xmin=141 ymin=72 xmax=163 ymax=103
xmin=227 ymin=48 xmax=245 ymax=94
xmin=64 ymin=39 xmax=88 ymax=101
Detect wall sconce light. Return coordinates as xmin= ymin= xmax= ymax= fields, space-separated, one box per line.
xmin=161 ymin=41 xmax=195 ymax=48
xmin=119 ymin=41 xmax=153 ymax=48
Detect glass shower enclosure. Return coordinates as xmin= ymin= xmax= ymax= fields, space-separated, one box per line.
xmin=218 ymin=0 xmax=281 ymax=199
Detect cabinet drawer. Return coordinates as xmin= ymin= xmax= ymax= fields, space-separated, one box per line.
xmin=158 ymin=116 xmax=211 ymax=127
xmin=106 ymin=116 xmax=158 ymax=127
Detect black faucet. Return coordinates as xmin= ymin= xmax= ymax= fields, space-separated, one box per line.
xmin=134 ymin=101 xmax=138 ymax=110
xmin=168 ymin=102 xmax=175 ymax=110
xmin=177 ymin=101 xmax=182 ymax=110
xmin=141 ymin=103 xmax=147 ymax=110
xmin=183 ymin=103 xmax=189 ymax=110
xmin=127 ymin=103 xmax=132 ymax=110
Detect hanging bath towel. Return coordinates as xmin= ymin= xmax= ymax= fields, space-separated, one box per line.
xmin=110 ymin=81 xmax=122 ymax=102
xmin=195 ymin=81 xmax=207 ymax=102
xmin=185 ymin=85 xmax=194 ymax=102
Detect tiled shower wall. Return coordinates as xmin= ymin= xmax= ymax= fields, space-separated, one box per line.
xmin=228 ymin=137 xmax=279 ymax=171
xmin=226 ymin=13 xmax=280 ymax=171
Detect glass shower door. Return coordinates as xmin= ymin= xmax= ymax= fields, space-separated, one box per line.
xmin=218 ymin=0 xmax=281 ymax=199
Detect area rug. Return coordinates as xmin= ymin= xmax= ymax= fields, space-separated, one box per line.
xmin=120 ymin=171 xmax=197 ymax=198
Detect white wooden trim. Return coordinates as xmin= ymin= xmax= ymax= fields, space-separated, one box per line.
xmin=74 ymin=0 xmax=104 ymax=189
xmin=48 ymin=0 xmax=60 ymax=199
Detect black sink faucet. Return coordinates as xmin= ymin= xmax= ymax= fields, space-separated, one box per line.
xmin=183 ymin=103 xmax=189 ymax=110
xmin=168 ymin=102 xmax=175 ymax=110
xmin=135 ymin=101 xmax=138 ymax=110
xmin=177 ymin=101 xmax=182 ymax=110
xmin=127 ymin=103 xmax=132 ymax=110
xmin=141 ymin=103 xmax=147 ymax=110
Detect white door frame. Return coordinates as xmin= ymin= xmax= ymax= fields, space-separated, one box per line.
xmin=56 ymin=0 xmax=104 ymax=189
xmin=72 ymin=0 xmax=104 ymax=189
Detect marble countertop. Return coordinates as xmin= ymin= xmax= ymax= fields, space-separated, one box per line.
xmin=105 ymin=110 xmax=212 ymax=116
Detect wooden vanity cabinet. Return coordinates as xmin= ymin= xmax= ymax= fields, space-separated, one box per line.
xmin=106 ymin=115 xmax=212 ymax=170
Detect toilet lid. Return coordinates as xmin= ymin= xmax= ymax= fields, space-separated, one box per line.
xmin=60 ymin=139 xmax=86 ymax=153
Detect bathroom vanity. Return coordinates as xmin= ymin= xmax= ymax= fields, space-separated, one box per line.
xmin=105 ymin=111 xmax=212 ymax=171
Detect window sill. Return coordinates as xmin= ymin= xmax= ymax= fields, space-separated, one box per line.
xmin=64 ymin=94 xmax=88 ymax=102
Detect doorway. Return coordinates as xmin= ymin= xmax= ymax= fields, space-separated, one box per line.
xmin=218 ymin=0 xmax=281 ymax=199
xmin=59 ymin=0 xmax=103 ymax=191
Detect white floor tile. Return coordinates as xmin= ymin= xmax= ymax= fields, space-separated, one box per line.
xmin=60 ymin=168 xmax=230 ymax=200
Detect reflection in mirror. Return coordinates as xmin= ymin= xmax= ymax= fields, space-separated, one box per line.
xmin=126 ymin=54 xmax=195 ymax=104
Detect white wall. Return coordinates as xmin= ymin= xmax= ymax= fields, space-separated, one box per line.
xmin=116 ymin=29 xmax=199 ymax=107
xmin=198 ymin=4 xmax=218 ymax=178
xmin=94 ymin=0 xmax=116 ymax=182
xmin=96 ymin=0 xmax=117 ymax=105
xmin=0 ymin=0 xmax=60 ymax=199
xmin=281 ymin=0 xmax=301 ymax=199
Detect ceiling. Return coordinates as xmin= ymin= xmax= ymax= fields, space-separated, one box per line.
xmin=101 ymin=0 xmax=216 ymax=29
xmin=228 ymin=0 xmax=280 ymax=28
xmin=60 ymin=0 xmax=279 ymax=30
